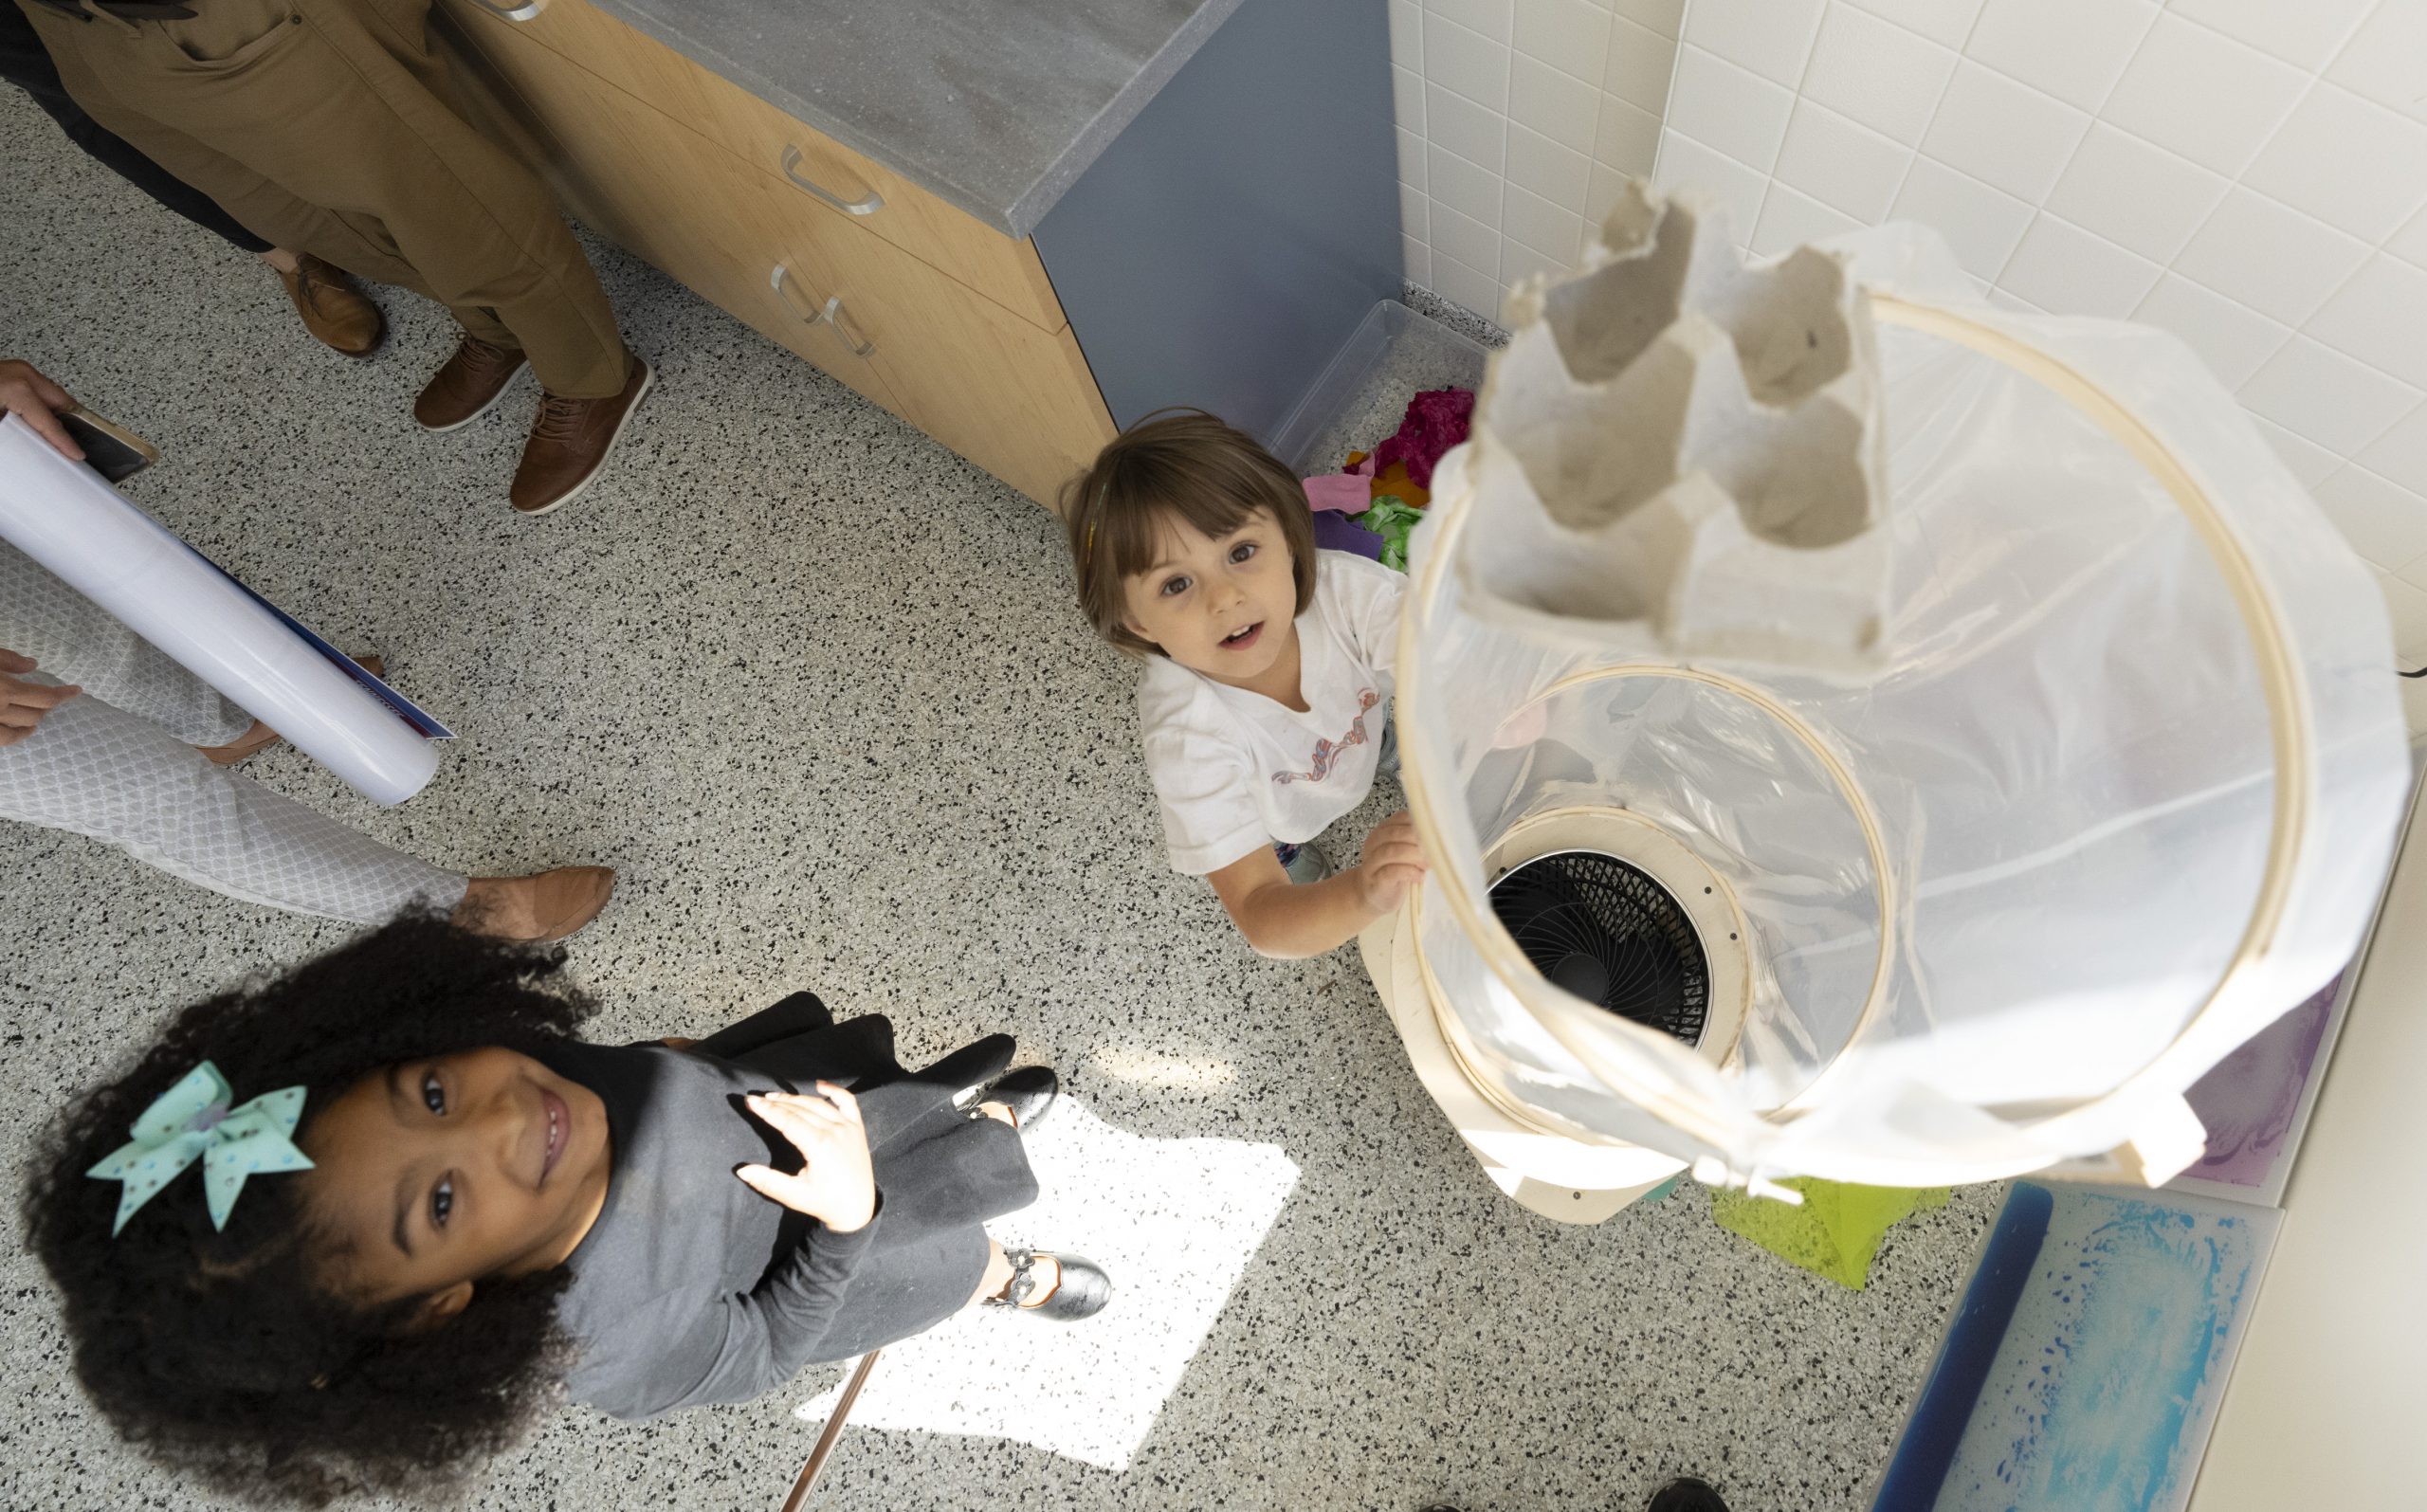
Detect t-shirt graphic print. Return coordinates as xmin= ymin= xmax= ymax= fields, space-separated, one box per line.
xmin=1273 ymin=687 xmax=1381 ymax=785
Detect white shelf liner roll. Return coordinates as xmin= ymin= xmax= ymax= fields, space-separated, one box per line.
xmin=0 ymin=414 xmax=441 ymax=806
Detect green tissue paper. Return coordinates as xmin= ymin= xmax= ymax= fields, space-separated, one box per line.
xmin=1354 ymin=496 xmax=1425 ymax=572
xmin=1710 ymin=1177 xmax=1951 ymax=1289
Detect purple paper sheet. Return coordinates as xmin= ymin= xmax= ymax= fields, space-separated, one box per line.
xmin=2179 ymin=973 xmax=2340 ymax=1188
xmin=1310 ymin=506 xmax=1384 ymax=560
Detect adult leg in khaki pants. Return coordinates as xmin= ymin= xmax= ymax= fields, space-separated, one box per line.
xmin=0 ymin=0 xmax=386 ymax=355
xmin=17 ymin=0 xmax=652 ymax=514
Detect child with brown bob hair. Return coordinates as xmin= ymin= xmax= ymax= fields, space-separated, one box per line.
xmin=1065 ymin=410 xmax=1426 ymax=957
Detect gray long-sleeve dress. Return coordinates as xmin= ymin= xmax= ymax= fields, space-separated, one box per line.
xmin=539 ymin=994 xmax=1035 ymax=1420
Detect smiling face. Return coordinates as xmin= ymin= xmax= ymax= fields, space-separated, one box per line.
xmin=299 ymin=1047 xmax=611 ymax=1318
xmin=1120 ymin=506 xmax=1304 ymax=691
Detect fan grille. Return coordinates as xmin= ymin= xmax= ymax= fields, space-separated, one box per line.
xmin=1487 ymin=849 xmax=1710 ymax=1047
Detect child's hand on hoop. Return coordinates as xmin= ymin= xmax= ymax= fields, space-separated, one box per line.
xmin=737 ymin=1083 xmax=877 ymax=1232
xmin=1353 ymin=810 xmax=1428 ymax=914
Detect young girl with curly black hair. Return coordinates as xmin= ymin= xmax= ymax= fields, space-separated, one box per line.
xmin=23 ymin=913 xmax=1108 ymax=1506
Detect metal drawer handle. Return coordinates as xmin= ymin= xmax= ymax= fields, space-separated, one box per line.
xmin=466 ymin=0 xmax=547 ymax=20
xmin=819 ymin=294 xmax=875 ymax=356
xmin=770 ymin=265 xmax=877 ymax=356
xmin=779 ymin=145 xmax=884 ymax=216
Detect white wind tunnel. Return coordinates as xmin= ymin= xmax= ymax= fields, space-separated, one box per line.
xmin=1365 ymin=186 xmax=2409 ymax=1216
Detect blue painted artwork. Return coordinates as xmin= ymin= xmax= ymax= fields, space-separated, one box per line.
xmin=1873 ymin=1182 xmax=2279 ymax=1512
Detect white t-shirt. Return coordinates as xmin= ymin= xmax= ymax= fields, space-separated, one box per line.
xmin=1138 ymin=550 xmax=1408 ymax=874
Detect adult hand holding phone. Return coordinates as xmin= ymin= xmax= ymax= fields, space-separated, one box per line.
xmin=0 ymin=359 xmax=82 ymax=461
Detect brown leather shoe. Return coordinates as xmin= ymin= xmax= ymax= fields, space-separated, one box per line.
xmin=509 ymin=353 xmax=653 ymax=516
xmin=415 ymin=336 xmax=528 ymax=431
xmin=454 ymin=865 xmax=617 ymax=942
xmin=275 ymin=254 xmax=384 ymax=357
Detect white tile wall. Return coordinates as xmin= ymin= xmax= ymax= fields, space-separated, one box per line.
xmin=1388 ymin=0 xmax=1684 ymax=323
xmin=1651 ymin=0 xmax=2427 ymax=715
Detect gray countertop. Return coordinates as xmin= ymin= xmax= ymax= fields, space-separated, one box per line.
xmin=588 ymin=0 xmax=1250 ymax=239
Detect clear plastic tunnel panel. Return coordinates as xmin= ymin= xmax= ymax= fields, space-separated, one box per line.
xmin=1391 ymin=197 xmax=2408 ymax=1188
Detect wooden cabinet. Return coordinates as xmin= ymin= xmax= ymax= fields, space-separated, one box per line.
xmin=688 ymin=81 xmax=1069 ymax=335
xmin=436 ymin=0 xmax=1111 ymax=506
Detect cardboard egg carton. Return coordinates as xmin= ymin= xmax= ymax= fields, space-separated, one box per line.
xmin=1444 ymin=180 xmax=1892 ymax=671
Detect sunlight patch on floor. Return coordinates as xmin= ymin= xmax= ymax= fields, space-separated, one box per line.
xmin=1085 ymin=1043 xmax=1240 ymax=1089
xmin=794 ymin=1097 xmax=1298 ymax=1470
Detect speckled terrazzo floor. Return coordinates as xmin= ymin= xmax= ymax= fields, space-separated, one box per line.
xmin=0 ymin=89 xmax=2001 ymax=1512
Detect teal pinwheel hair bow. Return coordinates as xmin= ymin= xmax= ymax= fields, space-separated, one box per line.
xmin=86 ymin=1062 xmax=315 ymax=1235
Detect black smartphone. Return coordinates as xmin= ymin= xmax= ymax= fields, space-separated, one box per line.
xmin=58 ymin=406 xmax=159 ymax=483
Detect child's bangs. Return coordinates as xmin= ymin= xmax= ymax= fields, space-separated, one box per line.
xmin=1101 ymin=475 xmax=1271 ymax=583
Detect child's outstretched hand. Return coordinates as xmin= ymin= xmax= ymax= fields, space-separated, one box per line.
xmin=1353 ymin=810 xmax=1429 ymax=914
xmin=736 ymin=1084 xmax=877 ymax=1233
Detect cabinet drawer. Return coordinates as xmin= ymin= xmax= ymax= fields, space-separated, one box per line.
xmin=745 ymin=187 xmax=1115 ymax=507
xmin=440 ymin=0 xmax=1069 ymax=335
xmin=682 ymin=76 xmax=1071 ymax=339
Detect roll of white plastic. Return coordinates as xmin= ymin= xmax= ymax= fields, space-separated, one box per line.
xmin=0 ymin=414 xmax=441 ymax=806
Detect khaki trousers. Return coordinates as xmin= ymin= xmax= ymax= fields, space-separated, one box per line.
xmin=18 ymin=0 xmax=627 ymax=396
